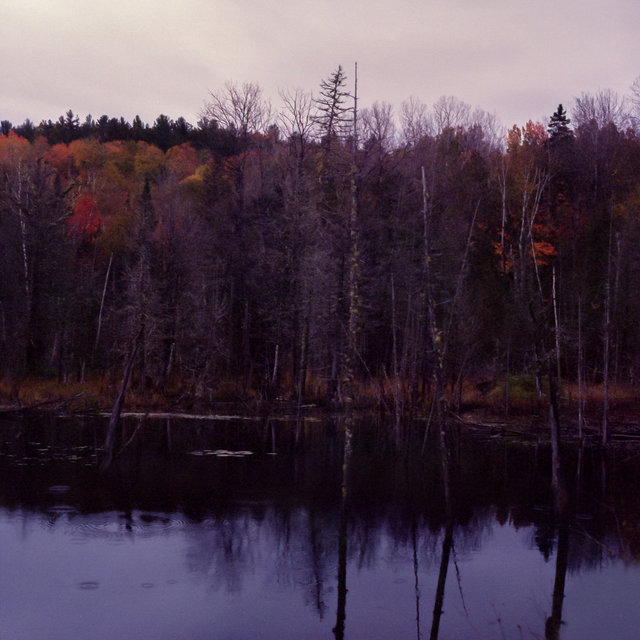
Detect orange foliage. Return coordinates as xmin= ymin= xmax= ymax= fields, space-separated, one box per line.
xmin=531 ymin=238 xmax=557 ymax=265
xmin=69 ymin=138 xmax=107 ymax=173
xmin=44 ymin=143 xmax=74 ymax=174
xmin=0 ymin=131 xmax=32 ymax=166
xmin=506 ymin=120 xmax=547 ymax=152
xmin=166 ymin=143 xmax=198 ymax=180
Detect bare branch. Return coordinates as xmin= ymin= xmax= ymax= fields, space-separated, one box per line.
xmin=432 ymin=95 xmax=471 ymax=133
xmin=400 ymin=96 xmax=431 ymax=146
xmin=360 ymin=101 xmax=396 ymax=152
xmin=572 ymin=89 xmax=631 ymax=130
xmin=277 ymin=87 xmax=318 ymax=142
xmin=201 ymin=81 xmax=271 ymax=135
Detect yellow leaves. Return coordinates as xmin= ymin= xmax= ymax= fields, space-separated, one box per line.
xmin=69 ymin=138 xmax=106 ymax=173
xmin=613 ymin=186 xmax=640 ymax=222
xmin=179 ymin=164 xmax=208 ymax=197
xmin=134 ymin=142 xmax=165 ymax=179
xmin=104 ymin=140 xmax=136 ymax=178
xmin=0 ymin=131 xmax=32 ymax=167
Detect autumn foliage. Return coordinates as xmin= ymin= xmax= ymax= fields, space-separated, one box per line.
xmin=1 ymin=92 xmax=640 ymax=419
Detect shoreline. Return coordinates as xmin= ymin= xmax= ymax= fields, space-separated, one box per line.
xmin=1 ymin=376 xmax=639 ymax=443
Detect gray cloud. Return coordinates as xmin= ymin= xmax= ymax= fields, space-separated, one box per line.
xmin=1 ymin=0 xmax=639 ymax=129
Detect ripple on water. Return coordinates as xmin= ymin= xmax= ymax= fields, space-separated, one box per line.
xmin=47 ymin=505 xmax=77 ymax=515
xmin=47 ymin=485 xmax=71 ymax=494
xmin=78 ymin=581 xmax=99 ymax=590
xmin=70 ymin=512 xmax=187 ymax=540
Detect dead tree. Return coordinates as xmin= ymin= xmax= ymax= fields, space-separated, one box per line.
xmin=101 ymin=328 xmax=141 ymax=471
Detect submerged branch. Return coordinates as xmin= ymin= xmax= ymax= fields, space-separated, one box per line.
xmin=0 ymin=392 xmax=86 ymax=416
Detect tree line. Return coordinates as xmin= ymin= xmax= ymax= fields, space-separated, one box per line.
xmin=2 ymin=71 xmax=640 ymax=433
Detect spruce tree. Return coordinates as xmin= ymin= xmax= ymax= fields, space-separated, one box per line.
xmin=314 ymin=66 xmax=351 ymax=150
xmin=547 ymin=104 xmax=572 ymax=145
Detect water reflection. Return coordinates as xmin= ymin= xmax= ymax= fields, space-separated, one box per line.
xmin=1 ymin=416 xmax=640 ymax=639
xmin=333 ymin=417 xmax=352 ymax=640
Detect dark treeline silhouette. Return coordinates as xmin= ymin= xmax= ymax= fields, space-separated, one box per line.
xmin=3 ymin=76 xmax=640 ymax=434
xmin=0 ymin=110 xmax=235 ymax=153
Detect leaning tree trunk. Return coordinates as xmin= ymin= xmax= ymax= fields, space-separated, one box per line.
xmin=101 ymin=329 xmax=141 ymax=472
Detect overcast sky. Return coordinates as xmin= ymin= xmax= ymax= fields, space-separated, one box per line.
xmin=2 ymin=0 xmax=639 ymax=131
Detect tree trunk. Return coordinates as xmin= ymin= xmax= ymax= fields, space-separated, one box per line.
xmin=94 ymin=252 xmax=113 ymax=357
xmin=430 ymin=372 xmax=453 ymax=640
xmin=577 ymin=297 xmax=584 ymax=440
xmin=430 ymin=521 xmax=453 ymax=640
xmin=391 ymin=271 xmax=402 ymax=439
xmin=602 ymin=207 xmax=614 ymax=447
xmin=101 ymin=329 xmax=141 ymax=472
xmin=421 ymin=166 xmax=446 ymax=436
xmin=545 ymin=524 xmax=569 ymax=640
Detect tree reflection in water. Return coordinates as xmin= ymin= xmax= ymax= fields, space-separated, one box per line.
xmin=333 ymin=417 xmax=352 ymax=640
xmin=1 ymin=416 xmax=640 ymax=639
xmin=429 ymin=408 xmax=454 ymax=640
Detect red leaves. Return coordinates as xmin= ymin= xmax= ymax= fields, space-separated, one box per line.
xmin=67 ymin=193 xmax=103 ymax=239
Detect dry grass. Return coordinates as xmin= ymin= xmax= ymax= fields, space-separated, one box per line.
xmin=2 ymin=372 xmax=640 ymax=420
xmin=0 ymin=376 xmax=103 ymax=409
xmin=563 ymin=380 xmax=639 ymax=406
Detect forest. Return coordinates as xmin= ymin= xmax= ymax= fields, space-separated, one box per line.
xmin=2 ymin=69 xmax=640 ymax=440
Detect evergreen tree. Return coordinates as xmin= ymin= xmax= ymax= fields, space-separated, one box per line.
xmin=59 ymin=110 xmax=80 ymax=143
xmin=15 ymin=119 xmax=35 ymax=141
xmin=153 ymin=114 xmax=172 ymax=151
xmin=314 ymin=65 xmax=351 ymax=150
xmin=132 ymin=115 xmax=147 ymax=141
xmin=547 ymin=104 xmax=573 ymax=146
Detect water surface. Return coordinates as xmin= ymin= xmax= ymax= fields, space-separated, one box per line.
xmin=1 ymin=415 xmax=639 ymax=639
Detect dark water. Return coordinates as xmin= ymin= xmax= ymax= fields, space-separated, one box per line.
xmin=1 ymin=414 xmax=640 ymax=640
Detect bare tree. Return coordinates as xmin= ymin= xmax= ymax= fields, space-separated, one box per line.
xmin=432 ymin=95 xmax=471 ymax=134
xmin=201 ymin=81 xmax=271 ymax=136
xmin=360 ymin=101 xmax=396 ymax=152
xmin=630 ymin=76 xmax=640 ymax=130
xmin=277 ymin=87 xmax=317 ymax=143
xmin=572 ymin=89 xmax=631 ymax=130
xmin=469 ymin=108 xmax=504 ymax=151
xmin=399 ymin=96 xmax=431 ymax=146
xmin=275 ymin=87 xmax=318 ymax=421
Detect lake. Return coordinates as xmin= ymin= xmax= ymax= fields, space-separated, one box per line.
xmin=1 ymin=414 xmax=639 ymax=639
